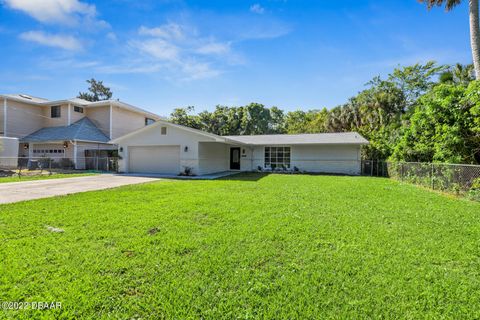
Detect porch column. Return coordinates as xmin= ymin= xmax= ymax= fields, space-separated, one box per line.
xmin=67 ymin=103 xmax=71 ymax=126
xmin=109 ymin=103 xmax=113 ymax=139
xmin=3 ymin=98 xmax=7 ymax=136
xmin=28 ymin=143 xmax=33 ymax=163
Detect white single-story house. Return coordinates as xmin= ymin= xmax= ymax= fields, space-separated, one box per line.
xmin=111 ymin=120 xmax=369 ymax=176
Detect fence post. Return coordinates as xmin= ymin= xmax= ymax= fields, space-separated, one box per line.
xmin=371 ymin=160 xmax=374 ymax=176
xmin=401 ymin=162 xmax=404 ymax=181
xmin=107 ymin=157 xmax=109 ymax=172
xmin=431 ymin=163 xmax=434 ymax=190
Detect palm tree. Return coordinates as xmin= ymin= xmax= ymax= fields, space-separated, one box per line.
xmin=439 ymin=63 xmax=475 ymax=84
xmin=419 ymin=0 xmax=480 ymax=79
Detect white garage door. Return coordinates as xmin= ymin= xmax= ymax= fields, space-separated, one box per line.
xmin=128 ymin=146 xmax=180 ymax=174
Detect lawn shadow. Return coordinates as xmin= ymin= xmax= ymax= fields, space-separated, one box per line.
xmin=217 ymin=172 xmax=270 ymax=181
xmin=218 ymin=172 xmax=362 ymax=181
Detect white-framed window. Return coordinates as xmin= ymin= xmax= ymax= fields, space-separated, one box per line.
xmin=33 ymin=149 xmax=64 ymax=154
xmin=51 ymin=105 xmax=61 ymax=118
xmin=264 ymin=146 xmax=291 ymax=169
xmin=74 ymin=106 xmax=84 ymax=113
xmin=145 ymin=118 xmax=155 ymax=126
xmin=161 ymin=126 xmax=167 ymax=135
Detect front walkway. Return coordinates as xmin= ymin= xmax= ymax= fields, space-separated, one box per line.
xmin=0 ymin=174 xmax=161 ymax=204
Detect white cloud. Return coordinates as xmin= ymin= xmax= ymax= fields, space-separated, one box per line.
xmin=138 ymin=23 xmax=185 ymax=40
xmin=250 ymin=3 xmax=265 ymax=14
xmin=2 ymin=0 xmax=106 ymax=27
xmin=120 ymin=23 xmax=235 ymax=80
xmin=134 ymin=38 xmax=179 ymax=61
xmin=180 ymin=61 xmax=221 ymax=80
xmin=106 ymin=32 xmax=117 ymax=41
xmin=98 ymin=16 xmax=286 ymax=81
xmin=195 ymin=41 xmax=230 ymax=55
xmin=19 ymin=30 xmax=81 ymax=51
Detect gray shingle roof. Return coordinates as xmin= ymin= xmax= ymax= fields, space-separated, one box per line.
xmin=21 ymin=117 xmax=110 ymax=143
xmin=224 ymin=132 xmax=368 ymax=145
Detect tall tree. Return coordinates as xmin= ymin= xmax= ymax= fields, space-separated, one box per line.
xmin=419 ymin=0 xmax=480 ymax=79
xmin=170 ymin=106 xmax=202 ymax=129
xmin=386 ymin=61 xmax=446 ymax=110
xmin=78 ymin=79 xmax=113 ymax=102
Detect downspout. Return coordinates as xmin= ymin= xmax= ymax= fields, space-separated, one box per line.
xmin=71 ymin=140 xmax=78 ymax=169
xmin=3 ymin=98 xmax=7 ymax=136
xmin=251 ymin=146 xmax=254 ymax=171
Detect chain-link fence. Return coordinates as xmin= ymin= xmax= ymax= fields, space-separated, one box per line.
xmin=0 ymin=157 xmax=119 ymax=178
xmin=362 ymin=160 xmax=480 ymax=200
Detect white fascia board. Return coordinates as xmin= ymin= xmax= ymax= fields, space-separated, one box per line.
xmin=110 ymin=119 xmax=227 ymax=144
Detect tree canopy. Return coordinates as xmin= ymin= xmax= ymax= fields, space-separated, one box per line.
xmin=170 ymin=62 xmax=480 ymax=164
xmin=78 ymin=79 xmax=113 ymax=102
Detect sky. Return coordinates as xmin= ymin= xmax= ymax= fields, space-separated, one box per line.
xmin=0 ymin=0 xmax=473 ymax=116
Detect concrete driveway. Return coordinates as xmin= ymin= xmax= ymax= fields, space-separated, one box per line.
xmin=0 ymin=174 xmax=161 ymax=204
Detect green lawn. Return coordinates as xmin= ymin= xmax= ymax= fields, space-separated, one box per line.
xmin=0 ymin=172 xmax=98 ymax=183
xmin=1 ymin=173 xmax=479 ymax=319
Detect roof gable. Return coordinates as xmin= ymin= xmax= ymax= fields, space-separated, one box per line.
xmin=110 ymin=119 xmax=228 ymax=143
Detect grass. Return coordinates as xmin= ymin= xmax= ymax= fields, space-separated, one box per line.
xmin=0 ymin=172 xmax=98 ymax=183
xmin=0 ymin=173 xmax=479 ymax=319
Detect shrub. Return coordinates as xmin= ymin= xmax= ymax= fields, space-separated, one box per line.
xmin=468 ymin=178 xmax=480 ymax=201
xmin=58 ymin=158 xmax=75 ymax=169
xmin=179 ymin=166 xmax=194 ymax=176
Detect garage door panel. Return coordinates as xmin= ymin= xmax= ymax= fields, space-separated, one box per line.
xmin=129 ymin=146 xmax=180 ymax=174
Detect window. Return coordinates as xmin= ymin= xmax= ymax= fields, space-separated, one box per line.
xmin=264 ymin=146 xmax=290 ymax=169
xmin=74 ymin=106 xmax=84 ymax=113
xmin=51 ymin=105 xmax=61 ymax=118
xmin=145 ymin=117 xmax=155 ymax=126
xmin=161 ymin=126 xmax=167 ymax=135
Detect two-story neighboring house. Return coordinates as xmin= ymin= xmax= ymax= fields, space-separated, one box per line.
xmin=0 ymin=94 xmax=161 ymax=169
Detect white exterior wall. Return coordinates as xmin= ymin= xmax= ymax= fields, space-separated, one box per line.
xmin=249 ymin=144 xmax=362 ymax=175
xmin=70 ymin=105 xmax=86 ymax=124
xmin=292 ymin=144 xmax=361 ymax=174
xmin=198 ymin=142 xmax=230 ymax=175
xmin=0 ymin=137 xmax=19 ymax=168
xmin=116 ymin=123 xmax=220 ymax=175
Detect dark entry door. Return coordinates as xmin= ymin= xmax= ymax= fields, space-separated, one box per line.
xmin=230 ymin=147 xmax=241 ymax=170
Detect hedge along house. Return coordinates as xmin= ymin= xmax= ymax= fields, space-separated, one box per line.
xmin=111 ymin=119 xmax=369 ymax=176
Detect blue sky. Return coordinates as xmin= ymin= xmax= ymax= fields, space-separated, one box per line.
xmin=0 ymin=0 xmax=472 ymax=116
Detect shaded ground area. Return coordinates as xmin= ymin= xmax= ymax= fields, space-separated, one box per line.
xmin=0 ymin=173 xmax=479 ymax=318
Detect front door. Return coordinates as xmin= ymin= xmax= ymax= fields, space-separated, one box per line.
xmin=230 ymin=147 xmax=241 ymax=170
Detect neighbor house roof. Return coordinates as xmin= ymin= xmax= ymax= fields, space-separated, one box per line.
xmin=21 ymin=117 xmax=110 ymax=143
xmin=224 ymin=132 xmax=369 ymax=145
xmin=0 ymin=94 xmax=162 ymax=120
xmin=2 ymin=94 xmax=50 ymax=104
